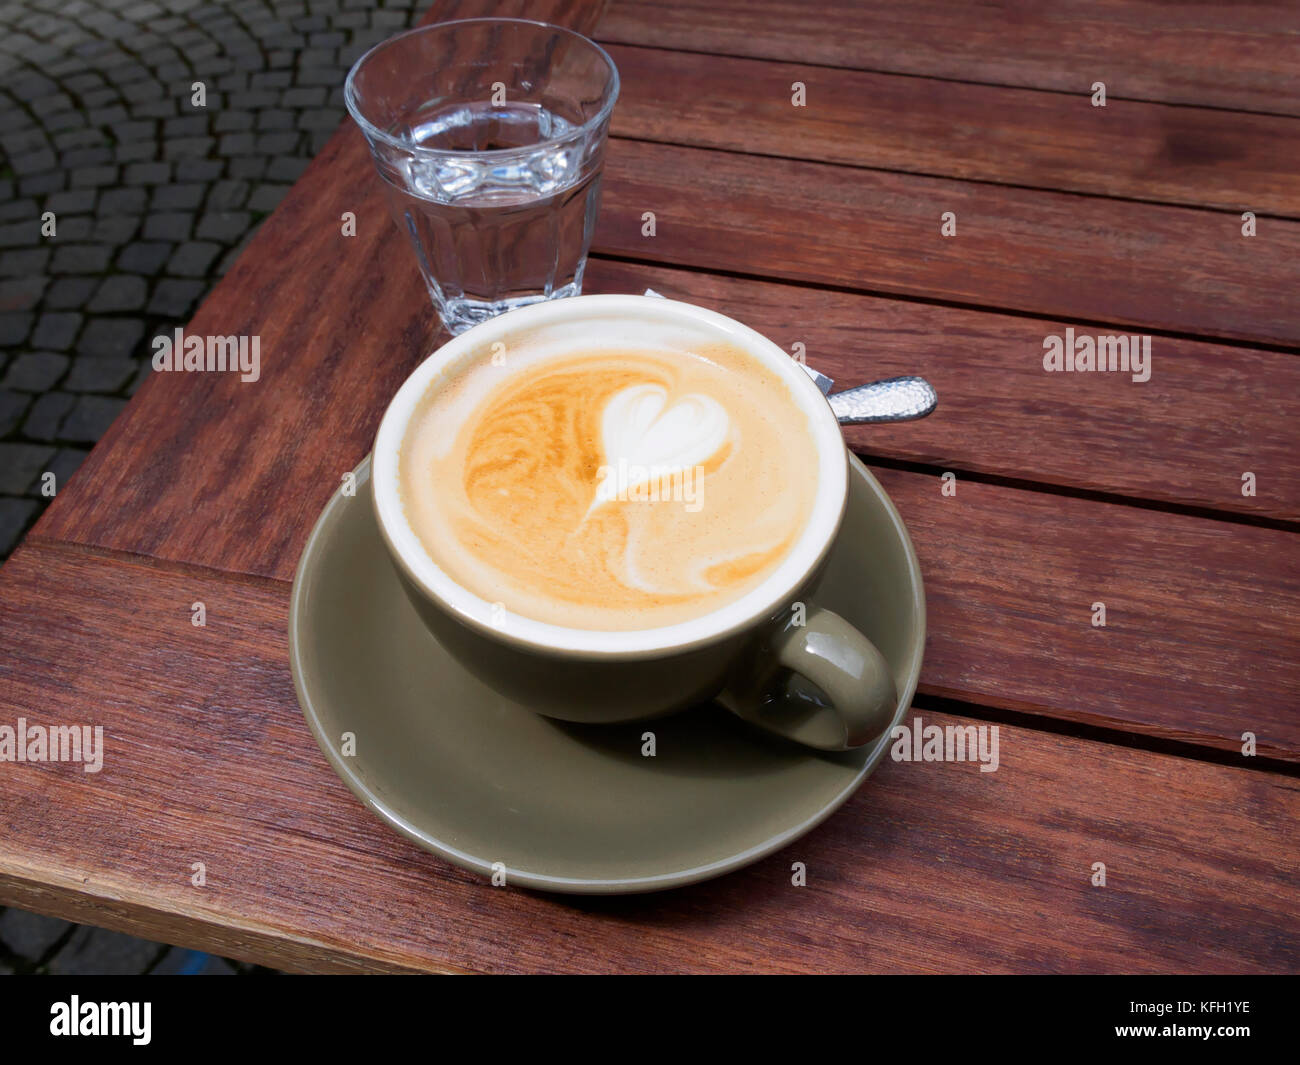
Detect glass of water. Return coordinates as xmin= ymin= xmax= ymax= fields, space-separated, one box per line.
xmin=345 ymin=19 xmax=620 ymax=334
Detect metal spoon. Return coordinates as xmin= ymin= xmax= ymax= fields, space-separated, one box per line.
xmin=640 ymin=289 xmax=937 ymax=424
xmin=806 ymin=367 xmax=938 ymax=424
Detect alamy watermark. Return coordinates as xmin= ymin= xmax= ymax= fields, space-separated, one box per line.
xmin=0 ymin=718 xmax=104 ymax=773
xmin=50 ymin=997 xmax=150 ymax=1045
xmin=594 ymin=460 xmax=705 ymax=512
xmin=890 ymin=715 xmax=999 ymax=772
xmin=1042 ymin=327 xmax=1151 ymax=382
xmin=152 ymin=328 xmax=261 ymax=382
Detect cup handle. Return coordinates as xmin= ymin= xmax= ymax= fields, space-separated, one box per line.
xmin=718 ymin=607 xmax=898 ymax=751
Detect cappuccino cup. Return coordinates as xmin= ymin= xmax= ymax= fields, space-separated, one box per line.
xmin=372 ymin=294 xmax=900 ymax=750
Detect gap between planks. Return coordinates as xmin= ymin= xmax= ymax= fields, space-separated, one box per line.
xmin=594 ymin=39 xmax=1300 ymax=123
xmin=853 ymin=453 xmax=1300 ymax=536
xmin=911 ymin=693 xmax=1300 ymax=782
xmin=587 ymin=252 xmax=1300 ymax=358
xmin=610 ymin=132 xmax=1300 ymax=223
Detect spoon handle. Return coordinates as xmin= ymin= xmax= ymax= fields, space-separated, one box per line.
xmin=829 ymin=375 xmax=937 ymax=425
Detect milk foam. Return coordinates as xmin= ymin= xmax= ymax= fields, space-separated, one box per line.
xmin=398 ymin=324 xmax=819 ymax=630
xmin=592 ymin=385 xmax=729 ymax=512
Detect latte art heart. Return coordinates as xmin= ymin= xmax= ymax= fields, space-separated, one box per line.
xmin=593 ymin=385 xmax=730 ymax=509
xmin=399 ymin=343 xmax=818 ymax=630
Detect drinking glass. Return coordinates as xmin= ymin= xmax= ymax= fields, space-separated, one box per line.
xmin=345 ymin=18 xmax=620 ymax=334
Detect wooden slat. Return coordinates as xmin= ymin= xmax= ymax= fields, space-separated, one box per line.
xmin=594 ymin=139 xmax=1300 ymax=347
xmin=607 ymin=44 xmax=1300 ymax=217
xmin=598 ymin=0 xmax=1300 ymax=117
xmin=0 ymin=542 xmax=1295 ymax=973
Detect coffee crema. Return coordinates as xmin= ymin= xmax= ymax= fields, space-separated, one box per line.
xmin=398 ymin=338 xmax=819 ymax=630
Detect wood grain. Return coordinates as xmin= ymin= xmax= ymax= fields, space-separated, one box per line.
xmin=593 ymin=139 xmax=1300 ymax=347
xmin=866 ymin=468 xmax=1300 ymax=763
xmin=598 ymin=0 xmax=1300 ymax=117
xmin=0 ymin=542 xmax=1295 ymax=974
xmin=607 ymin=44 xmax=1300 ymax=217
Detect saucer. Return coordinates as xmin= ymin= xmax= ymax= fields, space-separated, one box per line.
xmin=289 ymin=453 xmax=924 ymax=894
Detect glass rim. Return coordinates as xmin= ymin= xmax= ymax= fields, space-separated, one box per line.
xmin=343 ymin=17 xmax=621 ymax=160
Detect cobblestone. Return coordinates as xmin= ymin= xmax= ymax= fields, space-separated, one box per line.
xmin=0 ymin=313 xmax=33 ymax=345
xmin=99 ymin=186 xmax=148 ymax=214
xmin=65 ymin=355 xmax=135 ymax=392
xmin=51 ymin=242 xmax=113 ymax=273
xmin=207 ymin=178 xmax=250 ymax=209
xmin=22 ymin=390 xmax=75 ymax=439
xmin=0 ymin=443 xmax=56 ymax=494
xmin=48 ymin=925 xmax=162 ymax=975
xmin=0 ymin=276 xmax=47 ymax=310
xmin=31 ymin=312 xmax=82 ymax=350
xmin=147 ymin=276 xmax=205 ymax=316
xmin=0 ymin=198 xmax=36 ymax=224
xmin=0 ymin=248 xmax=50 ymax=276
xmin=142 ymin=210 xmax=192 ymax=240
xmin=175 ymin=157 xmax=224 ymax=182
xmin=87 ymin=273 xmax=148 ymax=311
xmin=0 ymin=908 xmax=70 ymax=959
xmin=123 ymin=160 xmax=170 ymax=184
xmin=151 ymin=182 xmax=207 ymax=211
xmin=44 ymin=277 xmax=99 ymax=308
xmin=196 ymin=210 xmax=251 ymax=242
xmin=0 ymin=389 xmax=31 ymax=435
xmin=227 ymin=155 xmax=266 ymax=179
xmin=61 ymin=393 xmax=128 ymax=440
xmin=92 ymin=213 xmax=140 ymax=242
xmin=248 ymin=183 xmax=291 ymax=212
xmin=116 ymin=240 xmax=173 ymax=274
xmin=0 ymin=0 xmax=431 ymax=980
xmin=167 ymin=239 xmax=221 ymax=276
xmin=3 ymin=352 xmax=69 ymax=391
xmin=71 ymin=164 xmax=120 ymax=187
xmin=19 ymin=173 xmax=66 ymax=197
xmin=45 ymin=188 xmax=98 ymax=214
xmin=58 ymin=216 xmax=97 ymax=240
xmin=0 ymin=496 xmax=38 ymax=554
xmin=76 ymin=316 xmax=145 ymax=356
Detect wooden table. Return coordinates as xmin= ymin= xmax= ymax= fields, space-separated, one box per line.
xmin=2 ymin=0 xmax=1297 ymax=973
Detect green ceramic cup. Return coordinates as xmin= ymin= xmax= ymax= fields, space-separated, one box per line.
xmin=372 ymin=295 xmax=917 ymax=751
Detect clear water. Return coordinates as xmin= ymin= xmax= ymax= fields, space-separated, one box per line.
xmin=380 ymin=101 xmax=604 ymax=333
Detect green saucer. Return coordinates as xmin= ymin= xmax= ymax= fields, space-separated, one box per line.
xmin=289 ymin=453 xmax=924 ymax=893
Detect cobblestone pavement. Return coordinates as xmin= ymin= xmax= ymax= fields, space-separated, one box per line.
xmin=0 ymin=906 xmax=277 ymax=974
xmin=1 ymin=0 xmax=432 ymax=973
